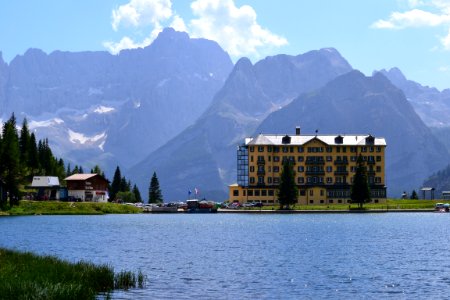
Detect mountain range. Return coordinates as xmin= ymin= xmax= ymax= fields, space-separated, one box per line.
xmin=1 ymin=28 xmax=449 ymax=200
xmin=0 ymin=28 xmax=233 ymax=175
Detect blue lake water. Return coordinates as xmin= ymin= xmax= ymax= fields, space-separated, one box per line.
xmin=1 ymin=213 xmax=450 ymax=299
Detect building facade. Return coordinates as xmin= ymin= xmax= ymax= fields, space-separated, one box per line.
xmin=65 ymin=174 xmax=109 ymax=202
xmin=229 ymin=127 xmax=387 ymax=205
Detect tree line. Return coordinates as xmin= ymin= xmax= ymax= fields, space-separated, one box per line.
xmin=0 ymin=114 xmax=66 ymax=207
xmin=0 ymin=113 xmax=162 ymax=207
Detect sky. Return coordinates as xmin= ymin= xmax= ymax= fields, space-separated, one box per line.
xmin=1 ymin=0 xmax=449 ymax=90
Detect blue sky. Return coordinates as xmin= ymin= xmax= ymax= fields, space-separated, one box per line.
xmin=1 ymin=0 xmax=449 ymax=90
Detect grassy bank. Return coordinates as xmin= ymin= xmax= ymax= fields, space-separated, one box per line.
xmin=243 ymin=199 xmax=440 ymax=211
xmin=2 ymin=200 xmax=141 ymax=216
xmin=0 ymin=247 xmax=145 ymax=299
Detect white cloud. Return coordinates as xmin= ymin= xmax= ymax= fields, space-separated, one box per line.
xmin=189 ymin=0 xmax=287 ymax=57
xmin=372 ymin=8 xmax=450 ymax=29
xmin=105 ymin=0 xmax=287 ymax=58
xmin=442 ymin=28 xmax=450 ymax=49
xmin=372 ymin=1 xmax=450 ymax=50
xmin=111 ymin=0 xmax=173 ymax=31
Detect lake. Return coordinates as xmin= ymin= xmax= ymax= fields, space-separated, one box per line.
xmin=1 ymin=213 xmax=449 ymax=299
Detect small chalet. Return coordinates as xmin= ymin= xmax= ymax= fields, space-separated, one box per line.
xmin=30 ymin=176 xmax=61 ymax=200
xmin=64 ymin=174 xmax=109 ymax=202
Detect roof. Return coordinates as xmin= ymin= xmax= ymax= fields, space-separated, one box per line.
xmin=64 ymin=174 xmax=99 ymax=181
xmin=31 ymin=176 xmax=60 ymax=187
xmin=246 ymin=133 xmax=386 ymax=146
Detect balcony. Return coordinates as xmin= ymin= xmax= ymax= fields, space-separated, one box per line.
xmin=257 ymin=159 xmax=265 ymax=165
xmin=334 ymin=171 xmax=349 ymax=176
xmin=306 ymin=171 xmax=325 ymax=175
xmin=257 ymin=170 xmax=266 ymax=175
xmin=305 ymin=159 xmax=325 ymax=165
xmin=334 ymin=160 xmax=349 ymax=165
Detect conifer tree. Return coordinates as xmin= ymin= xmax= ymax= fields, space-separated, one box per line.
xmin=110 ymin=166 xmax=122 ymax=201
xmin=351 ymin=155 xmax=371 ymax=209
xmin=19 ymin=118 xmax=31 ymax=175
xmin=133 ymin=184 xmax=142 ymax=203
xmin=148 ymin=172 xmax=163 ymax=203
xmin=410 ymin=190 xmax=419 ymax=200
xmin=28 ymin=133 xmax=39 ymax=175
xmin=0 ymin=114 xmax=21 ymax=206
xmin=277 ymin=160 xmax=298 ymax=209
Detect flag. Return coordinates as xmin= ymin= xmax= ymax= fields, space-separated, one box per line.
xmin=194 ymin=187 xmax=199 ymax=195
xmin=188 ymin=190 xmax=192 ymax=195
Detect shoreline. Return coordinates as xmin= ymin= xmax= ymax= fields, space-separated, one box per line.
xmin=218 ymin=208 xmax=434 ymax=213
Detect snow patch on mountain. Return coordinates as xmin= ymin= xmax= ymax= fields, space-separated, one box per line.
xmin=29 ymin=118 xmax=64 ymax=129
xmin=94 ymin=106 xmax=115 ymax=114
xmin=68 ymin=129 xmax=106 ymax=145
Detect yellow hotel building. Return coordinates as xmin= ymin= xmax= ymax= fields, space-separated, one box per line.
xmin=229 ymin=127 xmax=387 ymax=205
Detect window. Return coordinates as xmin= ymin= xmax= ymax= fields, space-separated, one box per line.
xmin=273 ymin=156 xmax=280 ymax=162
xmin=326 ymin=156 xmax=332 ymax=161
xmin=369 ymin=146 xmax=374 ymax=152
xmin=376 ymin=156 xmax=381 ymax=162
xmin=258 ymin=146 xmax=264 ymax=152
xmin=309 ymin=200 xmax=314 ymax=204
xmin=362 ymin=147 xmax=367 ymax=152
xmin=376 ymin=166 xmax=381 ymax=172
xmin=320 ymin=200 xmax=324 ymax=204
xmin=300 ymin=190 xmax=306 ymax=196
xmin=350 ymin=146 xmax=357 ymax=153
xmin=233 ymin=190 xmax=239 ymax=196
xmin=268 ymin=177 xmax=272 ymax=184
xmin=250 ymin=177 xmax=255 ymax=184
xmin=310 ymin=190 xmax=314 ymax=196
xmin=250 ymin=166 xmax=254 ymax=172
xmin=248 ymin=190 xmax=253 ymax=196
xmin=326 ymin=147 xmax=332 ymax=153
xmin=320 ymin=190 xmax=324 ymax=196
xmin=298 ymin=177 xmax=304 ymax=184
xmin=273 ymin=177 xmax=280 ymax=184
xmin=262 ymin=190 xmax=267 ymax=196
xmin=282 ymin=146 xmax=289 ymax=153
xmin=273 ymin=146 xmax=279 ymax=153
xmin=377 ymin=146 xmax=381 ymax=152
xmin=268 ymin=190 xmax=274 ymax=196
xmin=258 ymin=177 xmax=264 ymax=184
xmin=298 ymin=166 xmax=304 ymax=172
xmin=342 ymin=147 xmax=347 ymax=153
xmin=327 ymin=177 xmax=333 ymax=183
xmin=250 ymin=146 xmax=254 ymax=152
xmin=329 ymin=199 xmax=334 ymax=203
xmin=255 ymin=190 xmax=260 ymax=196
xmin=273 ymin=166 xmax=280 ymax=173
xmin=250 ymin=156 xmax=254 ymax=162
xmin=351 ymin=156 xmax=357 ymax=162
xmin=298 ymin=146 xmax=304 ymax=153
xmin=298 ymin=156 xmax=304 ymax=162
xmin=326 ymin=166 xmax=332 ymax=172
xmin=268 ymin=146 xmax=272 ymax=152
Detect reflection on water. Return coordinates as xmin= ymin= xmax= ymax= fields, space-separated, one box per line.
xmin=1 ymin=213 xmax=449 ymax=299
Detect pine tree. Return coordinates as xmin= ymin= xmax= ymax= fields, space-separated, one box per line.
xmin=110 ymin=166 xmax=122 ymax=201
xmin=149 ymin=172 xmax=163 ymax=203
xmin=28 ymin=133 xmax=39 ymax=175
xmin=0 ymin=114 xmax=21 ymax=206
xmin=410 ymin=190 xmax=419 ymax=200
xmin=132 ymin=184 xmax=142 ymax=203
xmin=351 ymin=155 xmax=371 ymax=209
xmin=277 ymin=160 xmax=298 ymax=209
xmin=19 ymin=118 xmax=31 ymax=176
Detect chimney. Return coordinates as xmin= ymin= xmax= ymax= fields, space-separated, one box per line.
xmin=295 ymin=126 xmax=301 ymax=136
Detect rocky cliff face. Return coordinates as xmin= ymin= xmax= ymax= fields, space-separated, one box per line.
xmin=257 ymin=71 xmax=450 ymax=196
xmin=378 ymin=68 xmax=450 ymax=127
xmin=129 ymin=49 xmax=353 ymax=200
xmin=0 ymin=28 xmax=233 ymax=174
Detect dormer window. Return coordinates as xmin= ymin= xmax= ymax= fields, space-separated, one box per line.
xmin=365 ymin=135 xmax=375 ymax=145
xmin=282 ymin=135 xmax=291 ymax=144
xmin=335 ymin=135 xmax=343 ymax=144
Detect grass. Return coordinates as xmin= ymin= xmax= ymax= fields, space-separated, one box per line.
xmin=1 ymin=200 xmax=141 ymax=216
xmin=0 ymin=247 xmax=146 ymax=300
xmin=241 ymin=199 xmax=441 ymax=211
